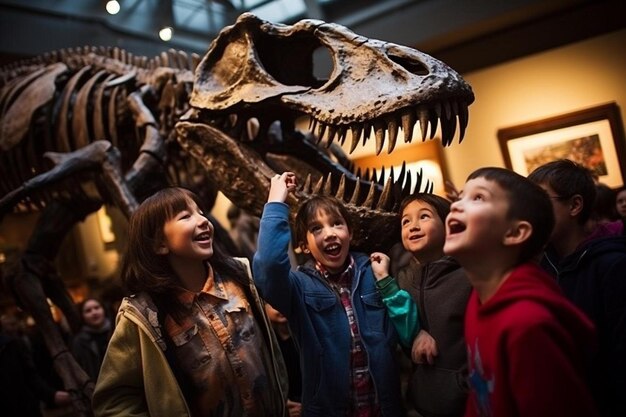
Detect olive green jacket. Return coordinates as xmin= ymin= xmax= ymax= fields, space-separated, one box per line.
xmin=92 ymin=258 xmax=288 ymax=417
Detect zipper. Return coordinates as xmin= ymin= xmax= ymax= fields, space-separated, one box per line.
xmin=419 ymin=264 xmax=429 ymax=330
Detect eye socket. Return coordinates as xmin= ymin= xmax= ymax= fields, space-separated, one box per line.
xmin=256 ymin=30 xmax=330 ymax=88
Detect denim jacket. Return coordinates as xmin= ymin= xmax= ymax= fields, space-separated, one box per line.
xmin=253 ymin=202 xmax=405 ymax=417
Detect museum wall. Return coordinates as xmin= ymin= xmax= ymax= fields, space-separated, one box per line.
xmin=442 ymin=27 xmax=626 ymax=189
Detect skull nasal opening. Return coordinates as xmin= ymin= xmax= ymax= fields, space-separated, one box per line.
xmin=256 ymin=31 xmax=331 ymax=89
xmin=388 ymin=54 xmax=429 ymax=76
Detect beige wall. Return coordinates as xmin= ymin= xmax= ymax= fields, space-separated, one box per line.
xmin=442 ymin=28 xmax=626 ymax=189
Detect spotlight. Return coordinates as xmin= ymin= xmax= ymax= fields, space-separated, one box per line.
xmin=105 ymin=0 xmax=120 ymax=15
xmin=159 ymin=26 xmax=173 ymax=42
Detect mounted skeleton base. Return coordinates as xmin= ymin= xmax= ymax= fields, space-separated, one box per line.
xmin=0 ymin=12 xmax=474 ymax=415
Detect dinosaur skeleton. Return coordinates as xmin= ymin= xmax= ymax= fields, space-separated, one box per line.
xmin=0 ymin=12 xmax=473 ymax=415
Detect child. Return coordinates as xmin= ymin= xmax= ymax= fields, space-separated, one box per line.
xmin=70 ymin=298 xmax=112 ymax=381
xmin=253 ymin=172 xmax=405 ymax=417
xmin=445 ymin=167 xmax=598 ymax=417
xmin=528 ymin=159 xmax=626 ymax=416
xmin=371 ymin=193 xmax=471 ymax=417
xmin=92 ymin=187 xmax=288 ymax=417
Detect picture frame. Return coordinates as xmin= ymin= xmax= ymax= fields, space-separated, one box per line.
xmin=497 ymin=102 xmax=626 ymax=187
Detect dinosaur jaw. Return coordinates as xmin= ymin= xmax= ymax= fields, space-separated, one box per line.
xmin=175 ymin=118 xmax=405 ymax=252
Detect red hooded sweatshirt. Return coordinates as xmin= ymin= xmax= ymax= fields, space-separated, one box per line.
xmin=464 ymin=262 xmax=599 ymax=417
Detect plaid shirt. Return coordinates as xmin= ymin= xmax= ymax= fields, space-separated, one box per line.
xmin=317 ymin=257 xmax=381 ymax=417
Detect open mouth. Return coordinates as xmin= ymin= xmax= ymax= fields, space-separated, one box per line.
xmin=324 ymin=243 xmax=342 ymax=256
xmin=447 ymin=220 xmax=466 ymax=235
xmin=194 ymin=231 xmax=212 ymax=242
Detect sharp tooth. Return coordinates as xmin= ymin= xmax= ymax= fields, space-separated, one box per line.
xmin=350 ymin=124 xmax=363 ymax=154
xmin=337 ymin=126 xmax=347 ymax=146
xmin=325 ymin=125 xmax=337 ymax=148
xmin=404 ymin=172 xmax=413 ymax=196
xmin=323 ymin=173 xmax=333 ymax=195
xmin=401 ymin=109 xmax=415 ymax=143
xmin=313 ymin=176 xmax=324 ymax=194
xmin=303 ymin=174 xmax=312 ymax=193
xmin=458 ymin=102 xmax=468 ymax=143
xmin=374 ymin=120 xmax=385 ymax=155
xmin=317 ymin=123 xmax=327 ymax=144
xmin=378 ymin=166 xmax=385 ymax=186
xmin=387 ymin=117 xmax=398 ymax=153
xmin=363 ymin=181 xmax=377 ymax=208
xmin=440 ymin=115 xmax=457 ymax=147
xmin=309 ymin=117 xmax=317 ymax=132
xmin=229 ymin=114 xmax=237 ymax=127
xmin=417 ymin=106 xmax=429 ymax=141
xmin=362 ymin=123 xmax=372 ymax=145
xmin=429 ymin=112 xmax=438 ymax=140
xmin=414 ymin=168 xmax=424 ymax=193
xmin=349 ymin=179 xmax=361 ymax=205
xmin=336 ymin=174 xmax=346 ymax=200
xmin=246 ymin=118 xmax=260 ymax=140
xmin=376 ymin=175 xmax=393 ymax=210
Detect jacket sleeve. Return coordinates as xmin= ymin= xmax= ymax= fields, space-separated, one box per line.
xmin=375 ymin=276 xmax=420 ymax=348
xmin=92 ymin=315 xmax=150 ymax=417
xmin=252 ymin=202 xmax=299 ymax=318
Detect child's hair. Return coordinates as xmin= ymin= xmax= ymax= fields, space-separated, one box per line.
xmin=399 ymin=193 xmax=451 ymax=223
xmin=527 ymin=159 xmax=596 ymax=225
xmin=294 ymin=195 xmax=352 ymax=246
xmin=121 ymin=187 xmax=246 ymax=299
xmin=468 ymin=167 xmax=555 ymax=264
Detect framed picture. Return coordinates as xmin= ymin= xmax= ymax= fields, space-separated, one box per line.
xmin=497 ymin=102 xmax=626 ymax=187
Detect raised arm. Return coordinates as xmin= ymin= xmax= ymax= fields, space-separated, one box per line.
xmin=370 ymin=252 xmax=420 ymax=348
xmin=253 ymin=172 xmax=299 ymax=317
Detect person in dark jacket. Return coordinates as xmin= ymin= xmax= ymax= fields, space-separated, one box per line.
xmin=529 ymin=159 xmax=626 ymax=417
xmin=1 ymin=313 xmax=72 ymax=417
xmin=371 ymin=193 xmax=471 ymax=417
xmin=70 ymin=298 xmax=113 ymax=381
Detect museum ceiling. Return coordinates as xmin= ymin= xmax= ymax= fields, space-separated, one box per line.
xmin=0 ymin=0 xmax=624 ymax=72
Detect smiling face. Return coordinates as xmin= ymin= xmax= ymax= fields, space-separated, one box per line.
xmin=158 ymin=198 xmax=214 ymax=263
xmin=444 ymin=177 xmax=513 ymax=264
xmin=301 ymin=208 xmax=352 ymax=274
xmin=401 ymin=200 xmax=446 ymax=263
xmin=81 ymin=299 xmax=106 ymax=329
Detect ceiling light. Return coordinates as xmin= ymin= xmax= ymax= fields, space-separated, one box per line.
xmin=159 ymin=26 xmax=173 ymax=42
xmin=105 ymin=0 xmax=120 ymax=15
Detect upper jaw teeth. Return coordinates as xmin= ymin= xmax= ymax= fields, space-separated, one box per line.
xmin=325 ymin=243 xmax=340 ymax=252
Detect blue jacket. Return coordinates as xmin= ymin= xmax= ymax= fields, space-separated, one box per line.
xmin=253 ymin=202 xmax=404 ymax=417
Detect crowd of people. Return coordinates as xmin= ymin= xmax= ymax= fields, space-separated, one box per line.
xmin=1 ymin=158 xmax=625 ymax=417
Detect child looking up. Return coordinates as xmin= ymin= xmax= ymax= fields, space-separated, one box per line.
xmin=253 ymin=172 xmax=405 ymax=417
xmin=93 ymin=187 xmax=288 ymax=417
xmin=371 ymin=193 xmax=471 ymax=417
xmin=444 ymin=167 xmax=598 ymax=417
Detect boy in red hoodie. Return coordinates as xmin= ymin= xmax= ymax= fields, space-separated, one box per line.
xmin=444 ymin=167 xmax=598 ymax=417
